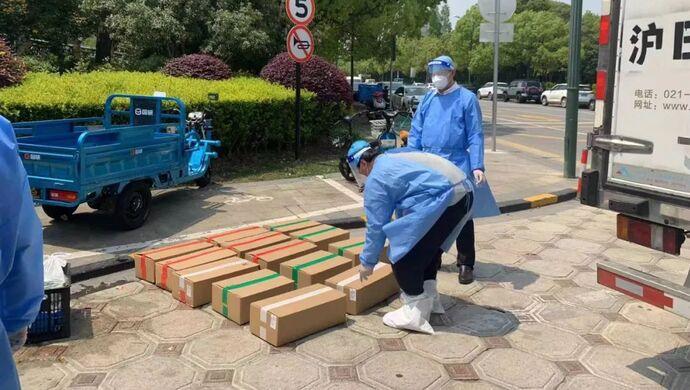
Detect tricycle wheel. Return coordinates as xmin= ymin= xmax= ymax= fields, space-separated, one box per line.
xmin=195 ymin=168 xmax=212 ymax=188
xmin=339 ymin=157 xmax=356 ymax=182
xmin=42 ymin=205 xmax=78 ymax=221
xmin=114 ymin=182 xmax=151 ymax=230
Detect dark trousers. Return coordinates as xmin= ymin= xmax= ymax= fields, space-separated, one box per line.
xmin=456 ymin=219 xmax=476 ymax=268
xmin=392 ymin=193 xmax=473 ymax=296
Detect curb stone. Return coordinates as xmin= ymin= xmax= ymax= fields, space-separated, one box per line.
xmin=70 ymin=188 xmax=577 ymax=284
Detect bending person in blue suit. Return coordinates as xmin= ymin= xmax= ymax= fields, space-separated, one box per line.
xmin=0 ymin=115 xmax=44 ymax=390
xmin=349 ymin=142 xmax=473 ymax=334
xmin=408 ymin=55 xmax=500 ymax=285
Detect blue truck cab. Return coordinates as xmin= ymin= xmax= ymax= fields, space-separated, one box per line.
xmin=14 ymin=94 xmax=220 ymax=229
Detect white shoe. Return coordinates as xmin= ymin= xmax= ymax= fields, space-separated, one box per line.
xmin=383 ymin=292 xmax=435 ymax=334
xmin=424 ymin=280 xmax=445 ymax=314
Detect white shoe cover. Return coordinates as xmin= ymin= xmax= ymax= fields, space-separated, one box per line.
xmin=423 ymin=280 xmax=445 ymax=314
xmin=383 ymin=293 xmax=435 ymax=334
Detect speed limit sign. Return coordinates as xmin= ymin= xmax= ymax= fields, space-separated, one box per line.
xmin=286 ymin=0 xmax=315 ymax=25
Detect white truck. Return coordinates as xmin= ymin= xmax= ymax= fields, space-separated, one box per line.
xmin=581 ymin=0 xmax=690 ymax=318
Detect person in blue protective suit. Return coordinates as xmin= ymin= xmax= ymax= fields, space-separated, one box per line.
xmin=348 ymin=142 xmax=474 ymax=334
xmin=0 ymin=115 xmax=45 ymax=390
xmin=408 ymin=55 xmax=500 ymax=285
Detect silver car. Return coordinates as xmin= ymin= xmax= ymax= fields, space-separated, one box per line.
xmin=391 ymin=85 xmax=430 ymax=111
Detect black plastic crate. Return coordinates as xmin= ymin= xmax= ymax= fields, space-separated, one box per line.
xmin=27 ymin=265 xmax=71 ymax=344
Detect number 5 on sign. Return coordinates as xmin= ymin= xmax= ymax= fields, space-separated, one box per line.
xmin=286 ymin=0 xmax=315 ymax=25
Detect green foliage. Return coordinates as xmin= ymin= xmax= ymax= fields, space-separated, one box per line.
xmin=205 ymin=3 xmax=272 ymax=73
xmin=0 ymin=72 xmax=338 ymax=153
xmin=443 ymin=2 xmax=598 ymax=85
xmin=428 ymin=2 xmax=452 ymax=37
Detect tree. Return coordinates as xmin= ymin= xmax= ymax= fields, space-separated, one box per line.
xmin=205 ymin=3 xmax=272 ymax=73
xmin=0 ymin=0 xmax=29 ymax=48
xmin=581 ymin=11 xmax=599 ymax=84
xmin=449 ymin=5 xmax=483 ymax=82
xmin=428 ymin=2 xmax=452 ymax=37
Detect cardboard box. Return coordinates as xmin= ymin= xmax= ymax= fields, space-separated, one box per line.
xmin=325 ymin=263 xmax=399 ymax=314
xmin=250 ymin=284 xmax=346 ymax=346
xmin=246 ymin=240 xmax=319 ymax=272
xmin=280 ymin=251 xmax=353 ymax=288
xmin=289 ymin=225 xmax=350 ymax=250
xmin=131 ymin=240 xmax=214 ymax=283
xmin=328 ymin=238 xmax=390 ymax=266
xmin=205 ymin=226 xmax=268 ymax=246
xmin=173 ymin=258 xmax=259 ymax=307
xmin=265 ymin=219 xmax=321 ymax=234
xmin=218 ymin=232 xmax=291 ymax=258
xmin=212 ymin=269 xmax=294 ymax=324
xmin=155 ymin=247 xmax=236 ymax=290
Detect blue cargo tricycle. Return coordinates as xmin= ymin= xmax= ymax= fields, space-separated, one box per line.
xmin=14 ymin=94 xmax=220 ymax=229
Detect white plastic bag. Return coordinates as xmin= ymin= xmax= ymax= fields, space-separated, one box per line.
xmin=44 ymin=252 xmax=68 ymax=288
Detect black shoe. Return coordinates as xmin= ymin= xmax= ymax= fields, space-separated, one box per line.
xmin=458 ymin=265 xmax=474 ymax=285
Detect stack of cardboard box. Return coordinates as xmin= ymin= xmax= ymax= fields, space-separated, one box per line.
xmin=131 ymin=221 xmax=402 ymax=347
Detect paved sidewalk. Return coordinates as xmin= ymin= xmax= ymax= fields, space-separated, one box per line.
xmin=42 ymin=148 xmax=576 ymax=264
xmin=18 ymin=204 xmax=690 ymax=390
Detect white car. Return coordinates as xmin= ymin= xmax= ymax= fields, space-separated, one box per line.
xmin=541 ymin=84 xmax=596 ymax=109
xmin=540 ymin=83 xmax=569 ymax=107
xmin=477 ymin=82 xmax=508 ymax=100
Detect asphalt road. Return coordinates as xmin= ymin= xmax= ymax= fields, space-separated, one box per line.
xmin=478 ymin=99 xmax=593 ymax=173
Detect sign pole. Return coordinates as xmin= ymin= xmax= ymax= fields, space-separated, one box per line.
xmin=295 ymin=62 xmax=301 ymax=160
xmin=564 ymin=0 xmax=583 ymax=178
xmin=491 ymin=0 xmax=500 ymax=152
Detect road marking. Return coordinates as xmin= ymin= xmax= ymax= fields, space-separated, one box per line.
xmin=498 ymin=133 xmax=583 ymax=141
xmin=516 ymin=114 xmax=555 ymax=121
xmin=497 ymin=139 xmax=561 ymax=159
xmin=320 ymin=177 xmax=364 ymax=202
xmin=486 ymin=117 xmax=590 ymax=135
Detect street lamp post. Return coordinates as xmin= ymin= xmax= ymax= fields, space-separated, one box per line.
xmin=564 ymin=0 xmax=583 ymax=178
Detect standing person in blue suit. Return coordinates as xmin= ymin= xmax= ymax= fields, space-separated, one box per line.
xmin=408 ymin=55 xmax=500 ymax=285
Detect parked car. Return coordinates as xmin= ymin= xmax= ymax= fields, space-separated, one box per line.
xmin=460 ymin=84 xmax=478 ymax=94
xmin=541 ymin=83 xmax=596 ymax=110
xmin=391 ymin=85 xmax=430 ymax=111
xmin=505 ymin=80 xmax=544 ymax=103
xmin=477 ymin=82 xmax=508 ymax=100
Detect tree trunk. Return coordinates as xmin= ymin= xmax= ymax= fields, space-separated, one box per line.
xmin=95 ymin=30 xmax=112 ymax=63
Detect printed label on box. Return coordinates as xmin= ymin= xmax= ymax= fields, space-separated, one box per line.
xmin=186 ymin=285 xmax=192 ymax=300
xmin=349 ymin=289 xmax=357 ymax=302
xmin=270 ymin=314 xmax=277 ymax=330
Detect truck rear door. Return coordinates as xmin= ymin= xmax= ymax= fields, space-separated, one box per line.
xmin=607 ymin=1 xmax=690 ymax=199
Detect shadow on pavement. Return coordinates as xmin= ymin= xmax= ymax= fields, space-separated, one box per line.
xmin=628 ymin=345 xmax=690 ymax=389
xmin=441 ymin=261 xmax=540 ymax=292
xmin=41 ymin=184 xmax=230 ymax=251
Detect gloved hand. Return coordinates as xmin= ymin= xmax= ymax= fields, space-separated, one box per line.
xmin=359 ymin=263 xmax=374 ymax=282
xmin=473 ymin=169 xmax=486 ymax=186
xmin=8 ymin=328 xmax=28 ymax=353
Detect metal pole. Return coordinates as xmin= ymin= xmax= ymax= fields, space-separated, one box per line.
xmin=350 ymin=37 xmax=354 ymax=93
xmin=564 ymin=0 xmax=583 ymax=178
xmin=295 ymin=62 xmax=301 ymax=160
xmin=491 ymin=0 xmax=500 ymax=152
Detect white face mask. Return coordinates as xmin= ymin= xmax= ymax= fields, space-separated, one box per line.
xmin=432 ymin=74 xmax=450 ymax=90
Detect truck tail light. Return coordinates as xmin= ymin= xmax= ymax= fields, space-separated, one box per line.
xmin=599 ymin=14 xmax=610 ymax=45
xmin=596 ymin=70 xmax=607 ymax=100
xmin=616 ymin=214 xmax=685 ymax=255
xmin=48 ymin=189 xmax=78 ymax=203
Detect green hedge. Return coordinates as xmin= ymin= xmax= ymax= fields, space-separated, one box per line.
xmin=0 ymin=72 xmax=340 ymax=153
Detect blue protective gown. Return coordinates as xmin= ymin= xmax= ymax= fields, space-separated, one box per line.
xmin=359 ymin=152 xmax=472 ymax=267
xmin=408 ymin=87 xmax=500 ymax=218
xmin=0 ymin=116 xmax=44 ymax=390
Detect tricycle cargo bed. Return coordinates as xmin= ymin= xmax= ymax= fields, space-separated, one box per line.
xmin=14 ymin=94 xmax=220 ymax=229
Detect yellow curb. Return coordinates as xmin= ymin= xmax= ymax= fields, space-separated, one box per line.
xmin=524 ymin=193 xmax=559 ymax=208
